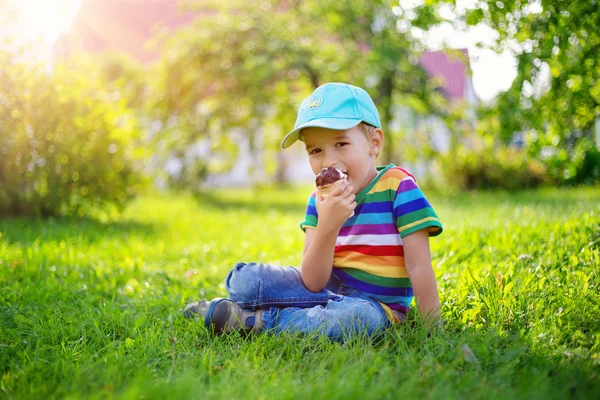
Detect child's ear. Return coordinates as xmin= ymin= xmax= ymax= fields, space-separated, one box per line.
xmin=369 ymin=128 xmax=384 ymax=155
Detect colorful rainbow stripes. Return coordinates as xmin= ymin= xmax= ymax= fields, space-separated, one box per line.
xmin=301 ymin=164 xmax=443 ymax=321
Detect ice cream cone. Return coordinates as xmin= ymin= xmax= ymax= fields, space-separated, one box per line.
xmin=317 ymin=178 xmax=346 ymax=198
xmin=317 ymin=178 xmax=354 ymax=218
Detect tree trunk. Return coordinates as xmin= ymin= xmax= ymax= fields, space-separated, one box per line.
xmin=274 ymin=150 xmax=288 ymax=184
xmin=379 ymin=71 xmax=396 ymax=164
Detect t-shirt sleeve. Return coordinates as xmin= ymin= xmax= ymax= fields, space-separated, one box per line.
xmin=300 ymin=191 xmax=318 ymax=232
xmin=393 ymin=174 xmax=443 ymax=238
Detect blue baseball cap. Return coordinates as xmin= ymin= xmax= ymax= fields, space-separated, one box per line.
xmin=281 ymin=82 xmax=381 ymax=149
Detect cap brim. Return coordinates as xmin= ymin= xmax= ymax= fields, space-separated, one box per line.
xmin=281 ymin=118 xmax=362 ymax=149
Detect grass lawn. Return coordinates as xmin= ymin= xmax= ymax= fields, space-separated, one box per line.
xmin=1 ymin=186 xmax=599 ymax=399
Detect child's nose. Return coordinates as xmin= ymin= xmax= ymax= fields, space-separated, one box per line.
xmin=322 ymin=154 xmax=339 ymax=169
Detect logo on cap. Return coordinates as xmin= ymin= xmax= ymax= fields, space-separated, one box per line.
xmin=308 ymin=98 xmax=322 ymax=109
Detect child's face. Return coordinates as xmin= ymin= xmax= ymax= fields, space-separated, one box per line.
xmin=302 ymin=125 xmax=381 ymax=194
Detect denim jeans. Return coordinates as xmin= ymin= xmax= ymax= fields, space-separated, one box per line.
xmin=225 ymin=262 xmax=390 ymax=341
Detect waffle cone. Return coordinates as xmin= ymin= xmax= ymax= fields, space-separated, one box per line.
xmin=317 ymin=178 xmax=346 ymax=198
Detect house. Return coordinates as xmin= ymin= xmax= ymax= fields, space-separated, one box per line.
xmin=416 ymin=48 xmax=478 ymax=151
xmin=54 ymin=0 xmax=477 ymax=185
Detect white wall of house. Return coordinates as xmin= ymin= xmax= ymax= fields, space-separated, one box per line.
xmin=203 ymin=138 xmax=315 ymax=187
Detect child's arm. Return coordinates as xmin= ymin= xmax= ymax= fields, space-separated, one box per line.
xmin=403 ymin=229 xmax=442 ymax=327
xmin=301 ymin=183 xmax=356 ymax=292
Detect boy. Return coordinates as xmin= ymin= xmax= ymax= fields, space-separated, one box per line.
xmin=184 ymin=83 xmax=443 ymax=340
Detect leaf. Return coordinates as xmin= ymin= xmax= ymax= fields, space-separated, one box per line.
xmin=466 ymin=9 xmax=485 ymax=26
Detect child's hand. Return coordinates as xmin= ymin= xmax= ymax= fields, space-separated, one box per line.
xmin=316 ymin=182 xmax=356 ymax=233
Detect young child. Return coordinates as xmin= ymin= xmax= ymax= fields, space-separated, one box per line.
xmin=184 ymin=82 xmax=443 ymax=340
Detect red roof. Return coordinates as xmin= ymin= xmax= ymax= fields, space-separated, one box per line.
xmin=54 ymin=0 xmax=196 ymax=63
xmin=418 ymin=49 xmax=470 ymax=100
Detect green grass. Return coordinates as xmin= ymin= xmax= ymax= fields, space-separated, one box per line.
xmin=1 ymin=186 xmax=599 ymax=399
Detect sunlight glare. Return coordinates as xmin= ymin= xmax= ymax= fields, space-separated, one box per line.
xmin=7 ymin=0 xmax=82 ymax=42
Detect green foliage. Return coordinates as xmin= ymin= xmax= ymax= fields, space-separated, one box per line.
xmin=438 ymin=142 xmax=548 ymax=191
xmin=434 ymin=116 xmax=549 ymax=191
xmin=462 ymin=0 xmax=600 ymax=184
xmin=0 ymin=52 xmax=145 ymax=217
xmin=95 ymin=52 xmax=151 ymax=110
xmin=0 ymin=188 xmax=599 ymax=398
xmin=151 ymin=0 xmax=452 ymax=185
xmin=571 ymin=140 xmax=600 ymax=185
xmin=535 ymin=136 xmax=600 ymax=185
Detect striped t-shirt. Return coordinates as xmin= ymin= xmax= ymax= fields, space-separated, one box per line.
xmin=300 ymin=164 xmax=443 ymax=322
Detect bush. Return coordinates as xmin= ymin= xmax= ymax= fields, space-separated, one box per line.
xmin=0 ymin=53 xmax=144 ymax=217
xmin=550 ymin=137 xmax=600 ymax=185
xmin=572 ymin=144 xmax=600 ymax=185
xmin=437 ymin=143 xmax=549 ymax=191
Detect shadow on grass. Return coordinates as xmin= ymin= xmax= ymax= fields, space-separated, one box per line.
xmin=383 ymin=323 xmax=600 ymax=398
xmin=429 ymin=186 xmax=600 ymax=210
xmin=194 ymin=190 xmax=307 ymax=214
xmin=0 ymin=215 xmax=156 ymax=246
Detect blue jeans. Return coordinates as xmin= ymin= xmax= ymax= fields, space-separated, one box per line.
xmin=225 ymin=262 xmax=390 ymax=341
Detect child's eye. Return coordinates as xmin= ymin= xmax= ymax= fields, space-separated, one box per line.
xmin=309 ymin=148 xmax=321 ymax=155
xmin=335 ymin=142 xmax=349 ymax=147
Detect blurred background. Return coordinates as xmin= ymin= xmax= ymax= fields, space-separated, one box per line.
xmin=1 ymin=0 xmax=599 ymax=218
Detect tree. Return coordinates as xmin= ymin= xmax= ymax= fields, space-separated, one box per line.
xmin=152 ymin=0 xmax=453 ymax=186
xmin=0 ymin=51 xmax=144 ymax=217
xmin=306 ymin=0 xmax=451 ymax=162
xmin=462 ymin=0 xmax=600 ymax=183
